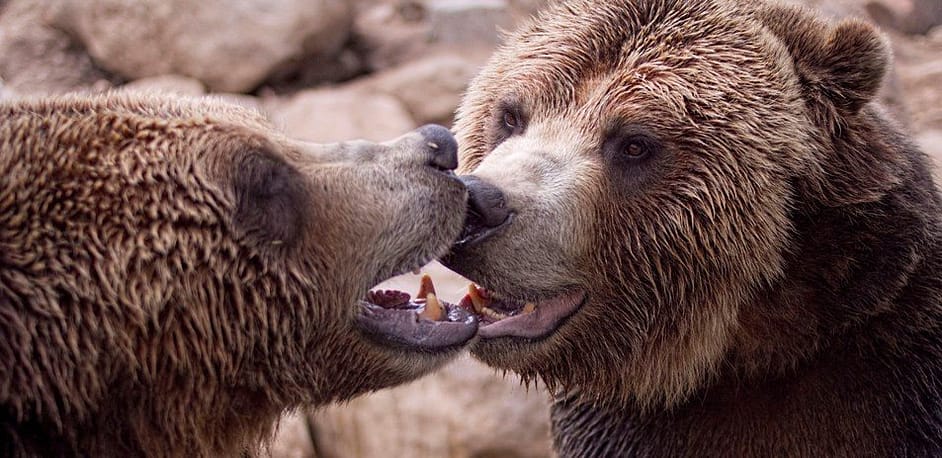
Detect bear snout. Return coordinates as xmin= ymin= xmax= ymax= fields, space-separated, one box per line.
xmin=416 ymin=124 xmax=459 ymax=172
xmin=455 ymin=175 xmax=513 ymax=249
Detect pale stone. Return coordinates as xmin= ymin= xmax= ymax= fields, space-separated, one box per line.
xmin=426 ymin=0 xmax=512 ymax=46
xmin=356 ymin=54 xmax=481 ymax=126
xmin=57 ymin=0 xmax=353 ymax=93
xmin=0 ymin=0 xmax=114 ymax=95
xmin=270 ymin=412 xmax=317 ymax=458
xmin=310 ymin=357 xmax=552 ymax=458
xmin=268 ymin=88 xmax=416 ymax=143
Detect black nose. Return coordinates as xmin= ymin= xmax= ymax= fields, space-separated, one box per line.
xmin=456 ymin=176 xmax=512 ymax=247
xmin=417 ymin=124 xmax=458 ymax=171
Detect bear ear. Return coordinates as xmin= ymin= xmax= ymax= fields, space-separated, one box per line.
xmin=233 ymin=149 xmax=308 ymax=248
xmin=758 ymin=4 xmax=890 ymax=116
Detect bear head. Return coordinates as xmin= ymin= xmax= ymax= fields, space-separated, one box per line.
xmin=444 ymin=0 xmax=906 ymax=408
xmin=0 ymin=93 xmax=474 ymax=454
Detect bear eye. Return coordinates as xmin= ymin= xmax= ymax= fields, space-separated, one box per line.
xmin=623 ymin=138 xmax=648 ymax=159
xmin=499 ymin=107 xmax=526 ymax=136
xmin=603 ymin=130 xmax=660 ymax=168
xmin=489 ymin=103 xmax=528 ymax=149
xmin=503 ymin=111 xmax=520 ymax=130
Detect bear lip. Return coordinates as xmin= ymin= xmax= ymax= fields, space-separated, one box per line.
xmin=454 ymin=213 xmax=516 ymax=249
xmin=458 ymin=286 xmax=586 ymax=340
xmin=355 ymin=275 xmax=479 ymax=350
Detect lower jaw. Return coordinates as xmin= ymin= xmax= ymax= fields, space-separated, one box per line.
xmin=355 ymin=275 xmax=479 ymax=350
xmin=475 ymin=291 xmax=586 ymax=340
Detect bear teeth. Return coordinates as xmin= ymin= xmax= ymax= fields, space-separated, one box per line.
xmin=419 ymin=293 xmax=444 ymax=321
xmin=460 ymin=284 xmax=538 ymax=322
xmin=467 ymin=284 xmax=487 ymax=313
xmin=481 ymin=306 xmax=507 ymax=320
xmin=416 ymin=274 xmax=436 ymax=299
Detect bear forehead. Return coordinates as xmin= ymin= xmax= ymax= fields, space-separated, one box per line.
xmin=517 ymin=0 xmax=750 ymax=55
xmin=494 ymin=0 xmax=784 ymax=115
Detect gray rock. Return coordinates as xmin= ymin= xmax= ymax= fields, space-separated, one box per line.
xmin=311 ymin=356 xmax=553 ymax=458
xmin=271 ymin=412 xmax=317 ymax=458
xmin=356 ymin=54 xmax=481 ymax=126
xmin=426 ymin=0 xmax=512 ymax=46
xmin=353 ymin=2 xmax=436 ymax=72
xmin=352 ymin=0 xmax=507 ymax=73
xmin=917 ymin=130 xmax=942 ymax=165
xmin=268 ymin=87 xmax=415 ymax=143
xmin=56 ymin=0 xmax=353 ymax=93
xmin=866 ymin=0 xmax=942 ymax=35
xmin=0 ymin=0 xmax=114 ymax=95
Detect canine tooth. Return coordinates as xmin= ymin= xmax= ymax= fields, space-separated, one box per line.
xmin=468 ymin=284 xmax=487 ymax=312
xmin=417 ymin=274 xmax=436 ymax=299
xmin=482 ymin=306 xmax=507 ymax=320
xmin=420 ymin=293 xmax=443 ymax=321
xmin=523 ymin=303 xmax=536 ymax=314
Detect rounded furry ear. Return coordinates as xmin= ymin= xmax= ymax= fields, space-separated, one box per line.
xmin=758 ymin=4 xmax=890 ymax=115
xmin=233 ymin=150 xmax=308 ymax=248
xmin=758 ymin=4 xmax=906 ymax=207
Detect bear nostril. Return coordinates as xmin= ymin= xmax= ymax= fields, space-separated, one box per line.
xmin=417 ymin=124 xmax=458 ymax=171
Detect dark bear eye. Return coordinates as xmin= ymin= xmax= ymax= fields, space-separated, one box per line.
xmin=603 ymin=129 xmax=660 ymax=168
xmin=503 ymin=111 xmax=520 ymax=130
xmin=490 ymin=103 xmax=527 ymax=149
xmin=622 ymin=138 xmax=651 ymax=159
xmin=499 ymin=107 xmax=526 ymax=137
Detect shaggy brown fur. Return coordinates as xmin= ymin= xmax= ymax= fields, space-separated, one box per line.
xmin=445 ymin=0 xmax=942 ymax=455
xmin=0 ymin=93 xmax=468 ymax=456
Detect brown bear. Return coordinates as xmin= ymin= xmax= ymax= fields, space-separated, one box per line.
xmin=0 ymin=92 xmax=477 ymax=456
xmin=443 ymin=0 xmax=942 ymax=455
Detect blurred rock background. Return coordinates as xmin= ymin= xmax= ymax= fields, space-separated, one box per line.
xmin=0 ymin=0 xmax=938 ymax=456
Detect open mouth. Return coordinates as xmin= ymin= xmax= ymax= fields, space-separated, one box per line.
xmin=456 ymin=285 xmax=586 ymax=340
xmin=356 ymin=274 xmax=478 ymax=351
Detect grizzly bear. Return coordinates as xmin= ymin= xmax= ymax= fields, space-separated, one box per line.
xmin=0 ymin=92 xmax=477 ymax=456
xmin=443 ymin=0 xmax=942 ymax=455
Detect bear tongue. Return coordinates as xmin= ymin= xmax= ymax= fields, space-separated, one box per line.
xmin=476 ymin=291 xmax=586 ymax=339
